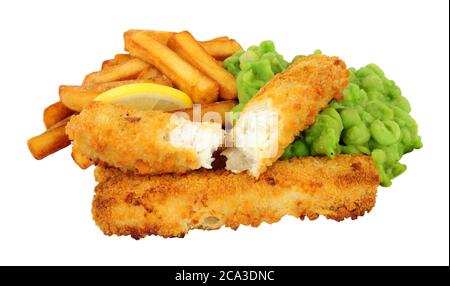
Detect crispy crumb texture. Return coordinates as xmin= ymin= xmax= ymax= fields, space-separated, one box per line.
xmin=223 ymin=54 xmax=349 ymax=177
xmin=92 ymin=154 xmax=379 ymax=239
xmin=66 ymin=102 xmax=223 ymax=175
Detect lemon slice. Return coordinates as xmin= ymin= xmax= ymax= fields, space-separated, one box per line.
xmin=94 ymin=83 xmax=192 ymax=111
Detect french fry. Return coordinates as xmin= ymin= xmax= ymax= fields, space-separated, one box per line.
xmin=124 ymin=29 xmax=174 ymax=48
xmin=59 ymin=85 xmax=104 ymax=112
xmin=200 ymin=39 xmax=243 ymax=60
xmin=125 ymin=30 xmax=240 ymax=60
xmin=136 ymin=66 xmax=173 ymax=86
xmin=60 ymin=79 xmax=159 ymax=112
xmin=101 ymin=54 xmax=133 ymax=70
xmin=27 ymin=117 xmax=72 ymax=160
xmin=71 ymin=150 xmax=93 ymax=169
xmin=124 ymin=30 xmax=176 ymax=63
xmin=82 ymin=58 xmax=149 ymax=86
xmin=168 ymin=31 xmax=237 ymax=100
xmin=114 ymin=53 xmax=133 ymax=63
xmin=101 ymin=59 xmax=116 ymax=71
xmin=172 ymin=100 xmax=237 ymax=126
xmin=210 ymin=36 xmax=230 ymax=41
xmin=127 ymin=31 xmax=219 ymax=103
xmin=123 ymin=40 xmax=149 ymax=63
xmin=136 ymin=66 xmax=159 ymax=79
xmin=43 ymin=101 xmax=76 ymax=129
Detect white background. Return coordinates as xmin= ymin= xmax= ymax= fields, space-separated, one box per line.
xmin=0 ymin=0 xmax=448 ymax=266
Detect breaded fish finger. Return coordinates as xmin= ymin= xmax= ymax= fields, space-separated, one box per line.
xmin=66 ymin=102 xmax=223 ymax=175
xmin=223 ymin=55 xmax=350 ymax=177
xmin=92 ymin=154 xmax=379 ymax=239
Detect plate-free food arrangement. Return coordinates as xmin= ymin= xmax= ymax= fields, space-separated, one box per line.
xmin=28 ymin=30 xmax=422 ymax=239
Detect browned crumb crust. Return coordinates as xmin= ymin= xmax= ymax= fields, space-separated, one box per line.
xmin=92 ymin=154 xmax=379 ymax=239
xmin=66 ymin=102 xmax=200 ymax=175
xmin=239 ymin=54 xmax=350 ymax=176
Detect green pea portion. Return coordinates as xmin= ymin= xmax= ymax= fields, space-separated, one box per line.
xmin=281 ymin=139 xmax=310 ymax=160
xmin=304 ymin=108 xmax=343 ymax=157
xmin=343 ymin=124 xmax=371 ymax=145
xmin=370 ymin=120 xmax=401 ymax=145
xmin=340 ymin=108 xmax=362 ymax=128
xmin=224 ymin=41 xmax=288 ymax=113
xmin=283 ymin=63 xmax=422 ymax=187
xmin=223 ymin=43 xmax=422 ymax=187
xmin=292 ymin=139 xmax=310 ymax=158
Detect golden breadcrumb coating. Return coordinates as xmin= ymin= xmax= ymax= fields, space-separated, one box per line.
xmin=224 ymin=54 xmax=350 ymax=177
xmin=66 ymin=102 xmax=222 ymax=175
xmin=92 ymin=154 xmax=379 ymax=239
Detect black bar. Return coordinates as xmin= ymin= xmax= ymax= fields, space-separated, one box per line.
xmin=1 ymin=266 xmax=448 ymax=284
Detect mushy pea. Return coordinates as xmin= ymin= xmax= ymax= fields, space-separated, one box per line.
xmin=224 ymin=43 xmax=422 ymax=187
xmin=223 ymin=40 xmax=289 ymax=113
